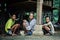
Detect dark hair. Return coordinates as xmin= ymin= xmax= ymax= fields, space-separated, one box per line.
xmin=12 ymin=14 xmax=15 ymax=16
xmin=10 ymin=14 xmax=16 ymax=19
xmin=45 ymin=16 xmax=51 ymax=21
xmin=29 ymin=11 xmax=34 ymax=15
xmin=45 ymin=16 xmax=50 ymax=19
xmin=29 ymin=12 xmax=34 ymax=17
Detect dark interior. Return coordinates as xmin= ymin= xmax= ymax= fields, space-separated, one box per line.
xmin=0 ymin=0 xmax=60 ymax=34
xmin=0 ymin=0 xmax=37 ymax=34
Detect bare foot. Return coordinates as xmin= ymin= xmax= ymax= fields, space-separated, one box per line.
xmin=12 ymin=34 xmax=17 ymax=36
xmin=45 ymin=33 xmax=50 ymax=36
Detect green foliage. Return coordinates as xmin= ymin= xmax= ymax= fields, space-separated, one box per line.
xmin=53 ymin=10 xmax=59 ymax=23
xmin=53 ymin=0 xmax=59 ymax=8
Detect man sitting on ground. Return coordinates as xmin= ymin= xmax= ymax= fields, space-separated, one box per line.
xmin=42 ymin=16 xmax=55 ymax=35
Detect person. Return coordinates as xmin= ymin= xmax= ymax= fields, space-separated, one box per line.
xmin=42 ymin=17 xmax=55 ymax=35
xmin=23 ymin=12 xmax=36 ymax=35
xmin=23 ymin=19 xmax=29 ymax=34
xmin=5 ymin=14 xmax=20 ymax=36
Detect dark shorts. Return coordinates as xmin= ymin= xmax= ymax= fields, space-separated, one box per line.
xmin=26 ymin=30 xmax=32 ymax=35
xmin=6 ymin=29 xmax=12 ymax=35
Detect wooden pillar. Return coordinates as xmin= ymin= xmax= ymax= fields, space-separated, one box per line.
xmin=37 ymin=0 xmax=43 ymax=25
xmin=33 ymin=0 xmax=43 ymax=35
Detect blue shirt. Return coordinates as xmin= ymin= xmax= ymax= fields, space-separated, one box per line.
xmin=26 ymin=19 xmax=36 ymax=32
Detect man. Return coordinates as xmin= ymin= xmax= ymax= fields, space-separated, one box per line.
xmin=5 ymin=14 xmax=20 ymax=36
xmin=23 ymin=12 xmax=36 ymax=35
xmin=42 ymin=17 xmax=55 ymax=35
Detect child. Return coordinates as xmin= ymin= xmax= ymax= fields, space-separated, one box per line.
xmin=23 ymin=19 xmax=29 ymax=34
xmin=42 ymin=17 xmax=55 ymax=35
xmin=5 ymin=14 xmax=17 ymax=36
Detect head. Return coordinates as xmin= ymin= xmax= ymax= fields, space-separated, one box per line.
xmin=29 ymin=12 xmax=34 ymax=20
xmin=11 ymin=14 xmax=16 ymax=20
xmin=46 ymin=17 xmax=50 ymax=23
xmin=23 ymin=19 xmax=27 ymax=23
xmin=23 ymin=19 xmax=27 ymax=26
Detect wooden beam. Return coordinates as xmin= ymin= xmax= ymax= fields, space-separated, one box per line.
xmin=28 ymin=0 xmax=32 ymax=1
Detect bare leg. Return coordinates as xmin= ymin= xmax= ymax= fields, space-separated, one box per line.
xmin=23 ymin=22 xmax=28 ymax=34
xmin=11 ymin=25 xmax=16 ymax=32
xmin=42 ymin=26 xmax=50 ymax=31
xmin=11 ymin=24 xmax=20 ymax=34
xmin=13 ymin=24 xmax=20 ymax=34
xmin=44 ymin=26 xmax=50 ymax=31
xmin=23 ymin=26 xmax=28 ymax=34
xmin=42 ymin=26 xmax=50 ymax=35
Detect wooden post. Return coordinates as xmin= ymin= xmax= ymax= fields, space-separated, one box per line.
xmin=37 ymin=0 xmax=43 ymax=25
xmin=33 ymin=0 xmax=43 ymax=35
